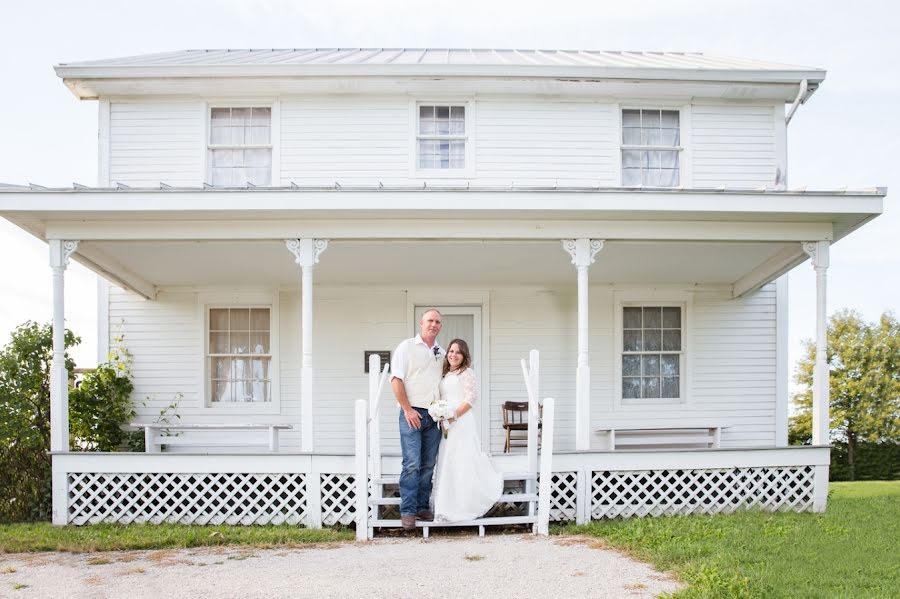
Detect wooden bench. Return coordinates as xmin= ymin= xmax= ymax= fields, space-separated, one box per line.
xmin=595 ymin=426 xmax=728 ymax=450
xmin=131 ymin=423 xmax=292 ymax=453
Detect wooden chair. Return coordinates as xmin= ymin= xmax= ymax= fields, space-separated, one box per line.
xmin=501 ymin=401 xmax=541 ymax=452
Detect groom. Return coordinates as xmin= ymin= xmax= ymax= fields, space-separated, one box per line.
xmin=390 ymin=309 xmax=444 ymax=530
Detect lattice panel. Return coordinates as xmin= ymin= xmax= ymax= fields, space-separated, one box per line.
xmin=320 ymin=474 xmax=356 ymax=525
xmin=591 ymin=466 xmax=815 ymax=519
xmin=67 ymin=472 xmax=306 ymax=525
xmin=545 ymin=471 xmax=577 ymax=522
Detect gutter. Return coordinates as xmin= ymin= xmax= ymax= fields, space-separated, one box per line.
xmin=785 ymin=78 xmax=815 ymax=125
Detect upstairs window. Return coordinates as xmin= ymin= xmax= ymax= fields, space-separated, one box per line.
xmin=621 ymin=109 xmax=681 ymax=187
xmin=417 ymin=105 xmax=467 ymax=169
xmin=208 ymin=307 xmax=272 ymax=403
xmin=622 ymin=305 xmax=683 ymax=400
xmin=208 ymin=107 xmax=272 ymax=186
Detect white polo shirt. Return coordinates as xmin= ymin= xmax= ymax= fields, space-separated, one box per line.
xmin=391 ymin=334 xmax=444 ymax=409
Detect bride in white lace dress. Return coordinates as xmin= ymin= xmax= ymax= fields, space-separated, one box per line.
xmin=432 ymin=339 xmax=503 ymax=522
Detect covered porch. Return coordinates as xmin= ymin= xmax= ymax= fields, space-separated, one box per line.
xmin=1 ymin=185 xmax=884 ymax=525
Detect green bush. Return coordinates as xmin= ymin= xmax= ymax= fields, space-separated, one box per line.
xmin=830 ymin=442 xmax=900 ymax=481
xmin=69 ymin=336 xmax=135 ymax=452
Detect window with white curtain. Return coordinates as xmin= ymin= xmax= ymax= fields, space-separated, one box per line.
xmin=621 ymin=109 xmax=681 ymax=187
xmin=621 ymin=305 xmax=683 ymax=400
xmin=208 ymin=307 xmax=271 ymax=403
xmin=417 ymin=105 xmax=467 ymax=169
xmin=208 ymin=107 xmax=272 ymax=186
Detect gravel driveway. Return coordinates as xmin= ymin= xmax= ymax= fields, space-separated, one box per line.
xmin=0 ymin=534 xmax=681 ymax=598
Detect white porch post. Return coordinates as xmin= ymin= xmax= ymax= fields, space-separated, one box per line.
xmin=49 ymin=240 xmax=78 ymax=453
xmin=50 ymin=240 xmax=77 ymax=526
xmin=562 ymin=239 xmax=604 ymax=451
xmin=803 ymin=241 xmax=830 ymax=446
xmin=286 ymin=239 xmax=329 ymax=453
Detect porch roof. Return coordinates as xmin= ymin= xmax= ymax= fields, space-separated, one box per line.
xmin=0 ymin=185 xmax=884 ymax=300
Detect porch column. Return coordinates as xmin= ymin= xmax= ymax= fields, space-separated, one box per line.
xmin=562 ymin=239 xmax=604 ymax=450
xmin=802 ymin=241 xmax=830 ymax=446
xmin=49 ymin=240 xmax=78 ymax=453
xmin=286 ymin=239 xmax=329 ymax=453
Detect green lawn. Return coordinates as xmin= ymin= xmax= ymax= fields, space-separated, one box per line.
xmin=564 ymin=481 xmax=900 ymax=598
xmin=0 ymin=523 xmax=352 ymax=553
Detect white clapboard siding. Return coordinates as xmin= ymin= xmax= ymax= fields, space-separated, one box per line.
xmin=489 ymin=288 xmax=580 ymax=453
xmin=104 ymin=97 xmax=781 ymax=189
xmin=109 ymin=102 xmax=203 ymax=187
xmin=109 ymin=288 xmax=201 ymax=410
xmin=691 ymin=105 xmax=776 ymax=188
xmin=476 ymin=101 xmax=617 ymax=186
xmin=301 ymin=289 xmax=408 ymax=454
xmin=280 ymin=99 xmax=410 ymax=186
xmin=691 ymin=284 xmax=777 ymax=446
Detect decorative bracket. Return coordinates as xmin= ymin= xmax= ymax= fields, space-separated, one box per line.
xmin=802 ymin=240 xmax=829 ymax=270
xmin=49 ymin=240 xmax=79 ymax=269
xmin=285 ymin=239 xmax=329 ymax=267
xmin=561 ymin=239 xmax=604 ymax=268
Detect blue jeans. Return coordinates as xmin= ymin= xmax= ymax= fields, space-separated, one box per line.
xmin=398 ymin=407 xmax=442 ymax=516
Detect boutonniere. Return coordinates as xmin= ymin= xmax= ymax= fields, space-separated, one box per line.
xmin=433 ymin=346 xmax=441 ymax=361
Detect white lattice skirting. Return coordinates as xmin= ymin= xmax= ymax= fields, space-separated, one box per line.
xmin=67 ymin=473 xmax=307 ymax=525
xmin=590 ymin=466 xmax=816 ymax=519
xmin=59 ymin=456 xmax=824 ymax=525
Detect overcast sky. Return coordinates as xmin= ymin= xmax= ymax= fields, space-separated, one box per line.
xmin=0 ymin=0 xmax=897 ymax=380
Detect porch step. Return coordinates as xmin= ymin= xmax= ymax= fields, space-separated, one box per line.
xmin=369 ymin=492 xmax=537 ymax=506
xmin=373 ymin=471 xmax=536 ymax=486
xmin=371 ymin=515 xmax=537 ymax=528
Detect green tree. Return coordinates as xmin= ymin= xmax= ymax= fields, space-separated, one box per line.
xmin=790 ymin=310 xmax=900 ymax=477
xmin=0 ymin=322 xmax=79 ymax=522
xmin=0 ymin=322 xmax=137 ymax=521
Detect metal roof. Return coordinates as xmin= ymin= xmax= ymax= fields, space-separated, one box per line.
xmin=55 ymin=48 xmax=825 ymax=84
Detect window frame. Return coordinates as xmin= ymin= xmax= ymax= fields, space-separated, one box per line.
xmin=409 ymin=99 xmax=476 ymax=179
xmin=198 ymin=290 xmax=280 ymax=415
xmin=204 ymin=100 xmax=279 ymax=187
xmin=618 ymin=105 xmax=687 ymax=188
xmin=613 ymin=292 xmax=692 ymax=409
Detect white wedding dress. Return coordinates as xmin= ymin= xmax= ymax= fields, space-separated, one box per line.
xmin=432 ymin=367 xmax=503 ymax=522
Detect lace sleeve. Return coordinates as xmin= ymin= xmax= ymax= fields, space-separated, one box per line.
xmin=460 ymin=368 xmax=478 ymax=406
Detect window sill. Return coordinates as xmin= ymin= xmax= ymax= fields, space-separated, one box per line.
xmin=411 ymin=169 xmax=476 ymax=180
xmin=616 ymin=397 xmax=687 ymax=410
xmin=199 ymin=402 xmax=281 ymax=415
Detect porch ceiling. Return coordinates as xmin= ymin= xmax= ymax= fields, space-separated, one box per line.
xmin=0 ymin=187 xmax=884 ymax=298
xmin=80 ymin=239 xmax=791 ymax=288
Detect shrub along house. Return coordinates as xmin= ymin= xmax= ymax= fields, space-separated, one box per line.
xmin=0 ymin=49 xmax=885 ymax=530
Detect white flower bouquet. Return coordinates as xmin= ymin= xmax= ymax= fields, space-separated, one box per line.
xmin=428 ymin=397 xmax=454 ymax=439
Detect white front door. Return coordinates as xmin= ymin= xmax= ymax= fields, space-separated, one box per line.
xmin=414 ymin=305 xmax=485 ymax=449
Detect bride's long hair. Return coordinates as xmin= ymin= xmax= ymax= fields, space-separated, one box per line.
xmin=442 ymin=338 xmax=471 ymax=377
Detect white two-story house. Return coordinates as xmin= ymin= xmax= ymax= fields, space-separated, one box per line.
xmin=0 ymin=49 xmax=885 ymax=530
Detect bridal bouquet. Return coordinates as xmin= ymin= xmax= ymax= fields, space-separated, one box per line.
xmin=428 ymin=397 xmax=454 ymax=439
